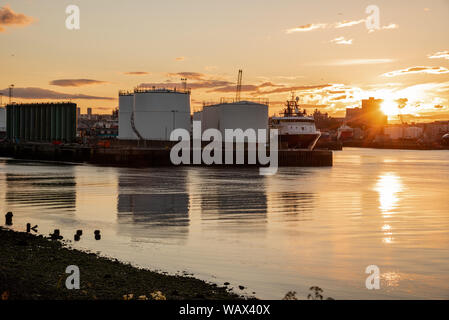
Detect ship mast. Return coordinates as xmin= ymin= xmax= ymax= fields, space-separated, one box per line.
xmin=283 ymin=92 xmax=305 ymax=117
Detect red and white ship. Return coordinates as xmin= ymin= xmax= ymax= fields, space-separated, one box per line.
xmin=270 ymin=94 xmax=321 ymax=150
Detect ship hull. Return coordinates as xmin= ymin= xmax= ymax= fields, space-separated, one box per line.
xmin=279 ymin=133 xmax=321 ymax=150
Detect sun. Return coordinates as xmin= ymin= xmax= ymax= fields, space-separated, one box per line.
xmin=381 ymin=99 xmax=400 ymax=116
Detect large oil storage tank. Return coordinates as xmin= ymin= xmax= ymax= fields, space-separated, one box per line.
xmin=118 ymin=88 xmax=191 ymax=141
xmin=201 ymin=100 xmax=268 ymax=141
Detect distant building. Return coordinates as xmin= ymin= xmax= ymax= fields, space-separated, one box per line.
xmin=384 ymin=126 xmax=403 ymax=140
xmin=313 ymin=109 xmax=344 ymax=130
xmin=403 ymin=127 xmax=423 ymax=140
xmin=384 ymin=125 xmax=423 ymax=140
xmin=345 ymin=98 xmax=388 ymax=138
xmin=423 ymin=121 xmax=449 ymax=142
xmin=345 ymin=107 xmax=364 ymax=126
xmin=87 ymin=108 xmax=92 ymax=119
xmin=77 ymin=109 xmax=118 ymax=140
xmin=362 ymin=97 xmax=387 ymax=128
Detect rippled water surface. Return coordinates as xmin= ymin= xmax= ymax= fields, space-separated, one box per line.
xmin=1 ymin=148 xmax=448 ymax=299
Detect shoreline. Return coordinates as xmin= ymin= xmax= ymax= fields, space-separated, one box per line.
xmin=342 ymin=141 xmax=448 ymax=151
xmin=0 ymin=227 xmax=242 ymax=300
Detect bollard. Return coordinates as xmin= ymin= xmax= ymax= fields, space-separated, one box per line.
xmin=50 ymin=229 xmax=63 ymax=240
xmin=5 ymin=212 xmax=13 ymax=226
xmin=94 ymin=230 xmax=101 ymax=240
xmin=26 ymin=223 xmax=31 ymax=233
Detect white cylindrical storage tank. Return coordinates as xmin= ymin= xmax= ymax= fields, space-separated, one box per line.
xmin=201 ymin=105 xmax=220 ymax=132
xmin=118 ymin=93 xmax=136 ymax=140
xmin=133 ymin=89 xmax=191 ymax=140
xmin=192 ymin=111 xmax=203 ymax=132
xmin=202 ymin=101 xmax=268 ymax=142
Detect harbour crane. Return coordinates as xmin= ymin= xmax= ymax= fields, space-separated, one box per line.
xmin=235 ymin=69 xmax=242 ymax=102
xmin=9 ymin=84 xmax=14 ymax=104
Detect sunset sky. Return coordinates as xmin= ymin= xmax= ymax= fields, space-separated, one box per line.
xmin=1 ymin=0 xmax=449 ymax=122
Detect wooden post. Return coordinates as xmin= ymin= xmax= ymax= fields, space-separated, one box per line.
xmin=5 ymin=212 xmax=13 ymax=226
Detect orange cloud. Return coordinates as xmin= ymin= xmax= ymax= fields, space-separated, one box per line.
xmin=257 ymin=84 xmax=332 ymax=95
xmin=175 ymin=57 xmax=185 ymax=61
xmin=123 ymin=71 xmax=150 ymax=75
xmin=287 ymin=18 xmax=397 ymax=34
xmin=382 ymin=66 xmax=449 ymax=77
xmin=50 ymin=79 xmax=108 ymax=87
xmin=286 ymin=23 xmax=327 ymax=33
xmin=382 ymin=23 xmax=398 ymax=30
xmin=167 ymin=72 xmax=206 ymax=80
xmin=0 ymin=87 xmax=114 ymax=100
xmin=334 ymin=19 xmax=365 ymax=28
xmin=139 ymin=79 xmax=233 ymax=90
xmin=330 ymin=36 xmax=353 ymax=45
xmin=0 ymin=5 xmax=34 ymax=32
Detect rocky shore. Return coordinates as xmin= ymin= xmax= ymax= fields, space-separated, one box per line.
xmin=0 ymin=227 xmax=241 ymax=300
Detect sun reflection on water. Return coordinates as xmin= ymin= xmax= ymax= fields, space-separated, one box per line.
xmin=381 ymin=272 xmax=401 ymax=287
xmin=375 ymin=173 xmax=403 ymax=215
xmin=375 ymin=173 xmax=404 ymax=244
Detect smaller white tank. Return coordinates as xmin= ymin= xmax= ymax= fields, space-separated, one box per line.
xmin=118 ymin=92 xmax=136 ymax=140
xmin=201 ymin=101 xmax=268 ymax=141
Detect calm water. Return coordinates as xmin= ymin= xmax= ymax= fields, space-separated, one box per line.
xmin=1 ymin=148 xmax=448 ymax=299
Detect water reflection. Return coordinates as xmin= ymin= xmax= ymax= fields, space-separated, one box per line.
xmin=375 ymin=173 xmax=403 ymax=215
xmin=268 ymin=191 xmax=315 ymax=221
xmin=191 ymin=169 xmax=268 ymax=233
xmin=5 ymin=172 xmax=76 ymax=212
xmin=374 ymin=173 xmax=403 ymax=245
xmin=116 ymin=168 xmax=190 ymax=240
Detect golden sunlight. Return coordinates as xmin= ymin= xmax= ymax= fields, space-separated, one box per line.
xmin=374 ymin=173 xmax=403 ymax=215
xmin=381 ymin=99 xmax=400 ymax=116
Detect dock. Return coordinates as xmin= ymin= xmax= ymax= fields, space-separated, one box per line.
xmin=0 ymin=142 xmax=332 ymax=167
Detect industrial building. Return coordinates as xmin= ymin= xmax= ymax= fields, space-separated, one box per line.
xmin=384 ymin=125 xmax=424 ymax=140
xmin=196 ymin=100 xmax=268 ymax=141
xmin=118 ymin=88 xmax=191 ymax=141
xmin=0 ymin=107 xmax=5 ymax=134
xmin=6 ymin=102 xmax=77 ymax=142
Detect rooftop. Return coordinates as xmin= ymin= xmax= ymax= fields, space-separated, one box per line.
xmin=119 ymin=87 xmax=191 ymax=96
xmin=202 ymin=97 xmax=269 ymax=108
